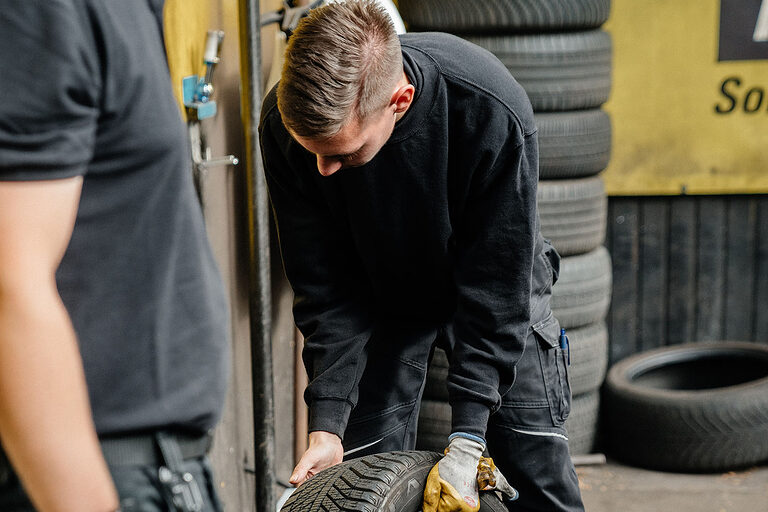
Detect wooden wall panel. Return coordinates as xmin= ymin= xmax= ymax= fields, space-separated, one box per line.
xmin=607 ymin=196 xmax=768 ymax=364
xmin=695 ymin=198 xmax=726 ymax=341
xmin=724 ymin=200 xmax=757 ymax=341
xmin=607 ymin=200 xmax=640 ymax=363
xmin=756 ymin=199 xmax=768 ymax=344
xmin=638 ymin=199 xmax=668 ymax=350
xmin=667 ymin=198 xmax=697 ymax=345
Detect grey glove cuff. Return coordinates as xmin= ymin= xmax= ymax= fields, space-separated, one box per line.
xmin=449 ymin=432 xmax=486 ymax=447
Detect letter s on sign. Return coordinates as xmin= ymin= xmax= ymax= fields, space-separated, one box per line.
xmin=715 ymin=77 xmax=740 ymax=114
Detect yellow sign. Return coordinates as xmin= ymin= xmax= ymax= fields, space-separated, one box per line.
xmin=603 ymin=0 xmax=768 ymax=195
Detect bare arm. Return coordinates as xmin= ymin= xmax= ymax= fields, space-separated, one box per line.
xmin=0 ymin=178 xmax=118 ymax=511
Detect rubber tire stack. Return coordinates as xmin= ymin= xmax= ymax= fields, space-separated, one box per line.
xmin=398 ymin=0 xmax=613 ymax=456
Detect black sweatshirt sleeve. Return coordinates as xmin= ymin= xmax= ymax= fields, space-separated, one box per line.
xmin=259 ymin=104 xmax=375 ymax=439
xmin=448 ymin=121 xmax=539 ymax=439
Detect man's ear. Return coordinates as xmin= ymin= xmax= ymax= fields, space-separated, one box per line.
xmin=390 ymin=83 xmax=415 ymax=114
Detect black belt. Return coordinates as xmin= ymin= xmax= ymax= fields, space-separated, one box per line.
xmin=100 ymin=431 xmax=213 ymax=467
xmin=0 ymin=432 xmax=211 ymax=474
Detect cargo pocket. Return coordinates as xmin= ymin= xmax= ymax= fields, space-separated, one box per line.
xmin=532 ymin=312 xmax=571 ymax=425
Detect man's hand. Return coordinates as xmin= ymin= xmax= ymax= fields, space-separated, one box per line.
xmin=423 ymin=434 xmax=518 ymax=512
xmin=289 ymin=431 xmax=344 ymax=486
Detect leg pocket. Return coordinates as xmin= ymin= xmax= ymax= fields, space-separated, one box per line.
xmin=532 ymin=313 xmax=572 ymax=425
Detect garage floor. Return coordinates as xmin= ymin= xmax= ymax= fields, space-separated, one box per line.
xmin=577 ymin=459 xmax=768 ymax=512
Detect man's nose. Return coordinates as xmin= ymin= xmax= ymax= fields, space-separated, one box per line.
xmin=316 ymin=155 xmax=343 ymax=176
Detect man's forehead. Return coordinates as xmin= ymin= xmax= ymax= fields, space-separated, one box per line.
xmin=290 ymin=121 xmax=367 ymax=156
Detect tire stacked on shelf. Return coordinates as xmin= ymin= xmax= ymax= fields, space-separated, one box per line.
xmin=399 ymin=0 xmax=613 ymax=456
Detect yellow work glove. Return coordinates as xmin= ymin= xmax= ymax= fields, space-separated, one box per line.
xmin=422 ymin=434 xmax=518 ymax=512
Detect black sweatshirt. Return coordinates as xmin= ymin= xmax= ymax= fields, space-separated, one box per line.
xmin=259 ymin=32 xmax=558 ymax=439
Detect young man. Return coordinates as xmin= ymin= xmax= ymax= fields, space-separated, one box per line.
xmin=0 ymin=1 xmax=230 ymax=510
xmin=259 ymin=1 xmax=584 ymax=510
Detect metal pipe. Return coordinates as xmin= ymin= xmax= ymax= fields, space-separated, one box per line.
xmin=238 ymin=1 xmax=276 ymax=511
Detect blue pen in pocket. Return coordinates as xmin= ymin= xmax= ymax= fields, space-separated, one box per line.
xmin=559 ymin=328 xmax=570 ymax=365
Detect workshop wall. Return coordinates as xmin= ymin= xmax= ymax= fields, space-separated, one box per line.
xmin=602 ymin=0 xmax=768 ymax=195
xmin=604 ymin=0 xmax=768 ymax=361
xmin=607 ymin=195 xmax=768 ymax=364
xmin=163 ymin=1 xmax=259 ymax=508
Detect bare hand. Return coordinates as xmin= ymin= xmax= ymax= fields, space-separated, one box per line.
xmin=289 ymin=431 xmax=344 ymax=486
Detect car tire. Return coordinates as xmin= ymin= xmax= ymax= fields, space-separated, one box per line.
xmin=604 ymin=342 xmax=768 ymax=472
xmin=280 ymin=450 xmax=507 ymax=511
xmin=397 ymin=0 xmax=611 ymax=33
xmin=536 ymin=110 xmax=612 ymax=179
xmin=551 ymin=246 xmax=612 ymax=329
xmin=566 ymin=321 xmax=609 ymax=395
xmin=538 ymin=177 xmax=607 ymax=257
xmin=564 ymin=390 xmax=600 ymax=456
xmin=463 ymin=31 xmax=612 ymax=111
xmin=416 ymin=400 xmax=451 ymax=453
xmin=423 ymin=348 xmax=449 ymax=402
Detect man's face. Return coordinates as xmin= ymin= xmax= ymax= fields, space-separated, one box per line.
xmin=290 ymin=106 xmax=397 ymax=177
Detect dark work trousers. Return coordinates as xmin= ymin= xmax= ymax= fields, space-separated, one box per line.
xmin=340 ymin=247 xmax=584 ymax=511
xmin=0 ymin=433 xmax=224 ymax=512
xmin=341 ymin=321 xmax=583 ymax=512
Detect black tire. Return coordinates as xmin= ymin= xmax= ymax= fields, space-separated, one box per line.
xmin=538 ymin=177 xmax=607 ymax=257
xmin=551 ymin=246 xmax=612 ymax=329
xmin=397 ymin=0 xmax=611 ymax=33
xmin=416 ymin=400 xmax=451 ymax=453
xmin=464 ymin=31 xmax=612 ymax=111
xmin=567 ymin=321 xmax=608 ymax=395
xmin=281 ymin=451 xmax=507 ymax=511
xmin=536 ymin=110 xmax=612 ymax=179
xmin=424 ymin=348 xmax=449 ymax=401
xmin=565 ymin=390 xmax=600 ymax=456
xmin=604 ymin=342 xmax=768 ymax=472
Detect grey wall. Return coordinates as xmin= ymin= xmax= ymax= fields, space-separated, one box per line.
xmin=606 ymin=195 xmax=768 ymax=365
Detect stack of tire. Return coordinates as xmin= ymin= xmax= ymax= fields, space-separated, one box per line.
xmin=398 ymin=0 xmax=613 ymax=456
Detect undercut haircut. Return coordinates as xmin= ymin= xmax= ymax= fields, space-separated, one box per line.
xmin=277 ymin=0 xmax=403 ymax=139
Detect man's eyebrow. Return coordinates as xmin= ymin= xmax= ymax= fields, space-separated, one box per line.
xmin=328 ymin=144 xmax=364 ymax=159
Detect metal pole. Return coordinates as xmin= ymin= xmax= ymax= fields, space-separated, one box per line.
xmin=238 ymin=1 xmax=276 ymax=511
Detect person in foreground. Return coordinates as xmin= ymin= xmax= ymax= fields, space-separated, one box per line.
xmin=259 ymin=1 xmax=584 ymax=510
xmin=0 ymin=1 xmax=230 ymax=510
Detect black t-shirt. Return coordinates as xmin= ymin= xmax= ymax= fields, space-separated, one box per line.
xmin=0 ymin=0 xmax=230 ymax=435
xmin=260 ymin=32 xmax=552 ymax=438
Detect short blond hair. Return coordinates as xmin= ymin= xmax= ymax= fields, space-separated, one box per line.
xmin=277 ymin=0 xmax=403 ymax=139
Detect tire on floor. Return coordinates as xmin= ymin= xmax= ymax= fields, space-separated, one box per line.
xmin=604 ymin=342 xmax=768 ymax=472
